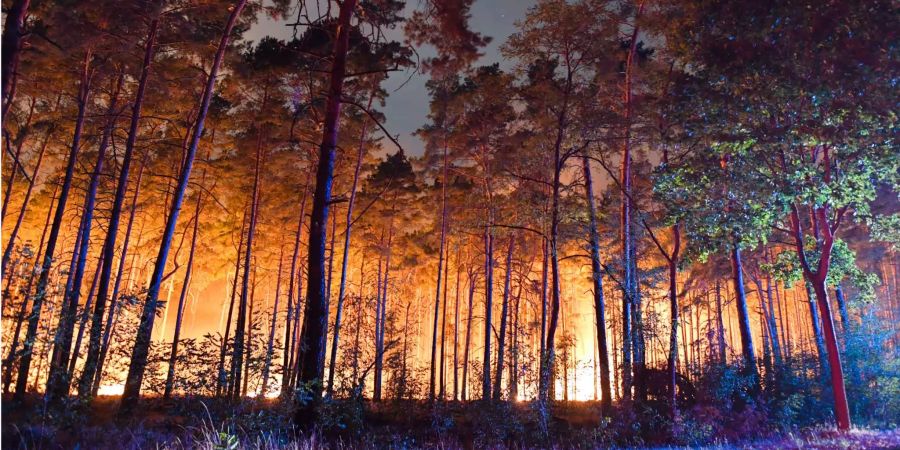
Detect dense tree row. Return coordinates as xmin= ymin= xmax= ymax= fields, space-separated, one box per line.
xmin=1 ymin=0 xmax=897 ymax=433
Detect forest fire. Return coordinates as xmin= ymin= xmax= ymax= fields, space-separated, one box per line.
xmin=1 ymin=0 xmax=898 ymax=448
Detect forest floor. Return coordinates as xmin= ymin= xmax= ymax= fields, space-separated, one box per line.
xmin=2 ymin=394 xmax=899 ymax=449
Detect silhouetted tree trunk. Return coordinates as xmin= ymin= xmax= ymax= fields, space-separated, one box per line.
xmin=79 ymin=8 xmax=161 ymax=398
xmin=452 ymin=247 xmax=461 ymax=401
xmin=232 ymin=126 xmax=266 ymax=400
xmin=163 ymin=178 xmax=204 ymax=399
xmin=581 ymin=155 xmax=611 ymax=412
xmin=283 ymin=179 xmax=310 ymax=398
xmin=439 ymin=241 xmax=450 ymax=399
xmin=541 ymin=69 xmax=571 ymax=403
xmin=482 ymin=227 xmax=494 ymax=401
xmin=295 ymin=0 xmax=358 ymax=427
xmin=430 ymin=142 xmax=449 ymax=401
xmin=327 ymin=96 xmax=372 ymax=395
xmin=91 ymin=159 xmax=146 ymax=396
xmin=67 ymin=254 xmax=104 ymax=377
xmin=46 ymin=72 xmax=124 ymax=406
xmin=242 ymin=268 xmax=257 ymax=398
xmin=3 ymin=179 xmax=57 ymax=394
xmin=119 ymin=0 xmax=247 ymax=414
xmin=461 ymin=270 xmax=477 ymax=401
xmin=217 ymin=209 xmax=247 ymax=397
xmin=3 ymin=129 xmax=49 ymax=272
xmin=493 ymin=237 xmax=514 ymax=401
xmin=261 ymin=246 xmax=285 ymax=397
xmin=14 ymin=51 xmax=93 ymax=401
xmin=731 ymin=240 xmax=758 ymax=382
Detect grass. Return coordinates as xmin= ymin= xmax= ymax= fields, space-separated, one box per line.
xmin=3 ymin=394 xmax=899 ymax=449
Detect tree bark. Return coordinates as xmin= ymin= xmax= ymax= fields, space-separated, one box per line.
xmin=79 ymin=7 xmax=161 ymax=398
xmin=3 ymin=179 xmax=57 ymax=394
xmin=730 ymin=240 xmax=758 ymax=380
xmin=295 ymin=0 xmax=358 ymax=427
xmin=492 ymin=237 xmax=514 ymax=401
xmin=3 ymin=129 xmax=49 ymax=272
xmin=283 ymin=175 xmax=310 ymax=397
xmin=581 ymin=155 xmax=612 ymax=412
xmin=47 ymin=71 xmax=124 ymax=406
xmin=14 ymin=51 xmax=93 ymax=401
xmin=119 ymin=0 xmax=247 ymax=414
xmin=232 ymin=126 xmax=266 ymax=400
xmin=91 ymin=160 xmax=146 ymax=396
xmin=163 ymin=179 xmax=204 ymax=399
xmin=261 ymin=246 xmax=285 ymax=397
xmin=327 ymin=94 xmax=372 ymax=395
xmin=461 ymin=270 xmax=477 ymax=401
xmin=429 ymin=141 xmax=449 ymax=401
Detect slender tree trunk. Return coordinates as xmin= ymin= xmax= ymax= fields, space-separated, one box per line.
xmin=163 ymin=181 xmax=203 ymax=399
xmin=429 ymin=140 xmax=450 ymax=401
xmin=92 ymin=160 xmax=146 ymax=396
xmin=453 ymin=247 xmax=461 ymax=401
xmin=461 ymin=270 xmax=477 ymax=401
xmin=218 ymin=210 xmax=247 ymax=397
xmin=232 ymin=128 xmax=266 ymax=400
xmin=351 ymin=253 xmax=365 ymax=385
xmin=374 ymin=221 xmax=394 ymax=400
xmin=805 ymin=282 xmax=828 ymax=375
xmin=373 ymin=253 xmax=384 ymax=401
xmin=119 ymin=0 xmax=247 ymax=414
xmin=482 ymin=226 xmax=494 ymax=400
xmin=283 ymin=176 xmax=310 ymax=397
xmin=620 ymin=2 xmax=645 ymax=400
xmin=242 ymin=268 xmax=257 ymax=398
xmin=47 ymin=72 xmax=125 ymax=405
xmin=3 ymin=180 xmax=57 ymax=394
xmin=14 ymin=52 xmax=93 ymax=401
xmin=834 ymin=284 xmax=849 ymax=335
xmin=67 ymin=254 xmax=104 ymax=378
xmin=326 ymin=95 xmax=372 ymax=394
xmin=730 ymin=241 xmax=758 ymax=381
xmin=3 ymin=129 xmax=49 ymax=273
xmin=811 ymin=277 xmax=851 ymax=430
xmin=439 ymin=241 xmax=450 ymax=400
xmin=296 ymin=0 xmax=358 ymax=427
xmin=581 ymin=155 xmax=611 ymax=412
xmin=261 ymin=246 xmax=284 ymax=397
xmin=715 ymin=280 xmax=726 ymax=363
xmin=79 ymin=7 xmax=161 ymax=398
xmin=666 ymin=227 xmax=681 ymax=416
xmin=492 ymin=237 xmax=514 ymax=401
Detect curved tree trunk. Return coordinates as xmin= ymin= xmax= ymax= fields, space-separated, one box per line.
xmin=46 ymin=71 xmax=124 ymax=406
xmin=3 ymin=179 xmax=57 ymax=394
xmin=119 ymin=0 xmax=248 ymax=414
xmin=3 ymin=130 xmax=49 ymax=273
xmin=91 ymin=160 xmax=146 ymax=396
xmin=14 ymin=51 xmax=93 ymax=401
xmin=730 ymin=240 xmax=758 ymax=381
xmin=79 ymin=8 xmax=161 ymax=398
